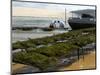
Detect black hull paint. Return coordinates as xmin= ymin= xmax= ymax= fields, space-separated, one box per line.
xmin=68 ymin=22 xmax=96 ymax=30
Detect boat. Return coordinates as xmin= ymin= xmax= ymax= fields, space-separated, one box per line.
xmin=68 ymin=9 xmax=96 ymax=30
xmin=43 ymin=8 xmax=71 ymax=31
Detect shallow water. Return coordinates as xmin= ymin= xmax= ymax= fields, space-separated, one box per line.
xmin=12 ymin=16 xmax=72 ymax=42
xmin=12 ymin=29 xmax=69 ymax=43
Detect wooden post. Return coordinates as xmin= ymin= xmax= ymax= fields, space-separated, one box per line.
xmin=82 ymin=48 xmax=84 ymax=61
xmin=77 ymin=49 xmax=80 ymax=60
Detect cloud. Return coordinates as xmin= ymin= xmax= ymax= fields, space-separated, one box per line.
xmin=12 ymin=1 xmax=95 ymax=11
xmin=12 ymin=7 xmax=66 ymax=18
xmin=12 ymin=1 xmax=50 ymax=9
xmin=12 ymin=1 xmax=95 ymax=17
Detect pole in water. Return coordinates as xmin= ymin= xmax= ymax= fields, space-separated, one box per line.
xmin=82 ymin=48 xmax=84 ymax=61
xmin=77 ymin=49 xmax=80 ymax=60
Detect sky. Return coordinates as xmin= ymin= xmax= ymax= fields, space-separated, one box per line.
xmin=12 ymin=1 xmax=95 ymax=18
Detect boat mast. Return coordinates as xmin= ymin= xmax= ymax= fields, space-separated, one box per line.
xmin=65 ymin=8 xmax=66 ymax=25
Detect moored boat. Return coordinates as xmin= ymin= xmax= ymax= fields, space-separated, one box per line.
xmin=68 ymin=9 xmax=96 ymax=30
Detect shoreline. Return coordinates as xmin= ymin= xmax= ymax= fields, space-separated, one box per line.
xmin=12 ymin=50 xmax=96 ymax=74
xmin=59 ymin=51 xmax=96 ymax=71
xmin=12 ymin=27 xmax=96 ymax=74
xmin=12 ymin=29 xmax=68 ymax=43
xmin=12 ymin=63 xmax=40 ymax=74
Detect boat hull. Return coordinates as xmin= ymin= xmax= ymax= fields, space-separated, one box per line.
xmin=68 ymin=18 xmax=96 ymax=30
xmin=68 ymin=22 xmax=96 ymax=30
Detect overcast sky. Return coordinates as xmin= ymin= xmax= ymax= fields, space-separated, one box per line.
xmin=12 ymin=1 xmax=95 ymax=17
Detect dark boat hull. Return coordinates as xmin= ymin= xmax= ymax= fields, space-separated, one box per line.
xmin=68 ymin=18 xmax=96 ymax=30
xmin=68 ymin=22 xmax=96 ymax=30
